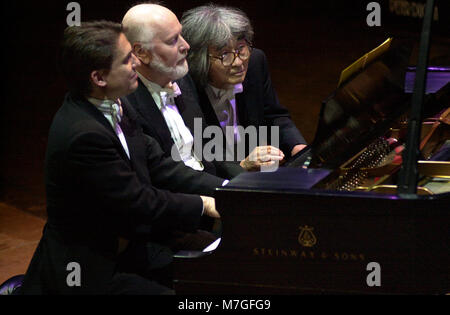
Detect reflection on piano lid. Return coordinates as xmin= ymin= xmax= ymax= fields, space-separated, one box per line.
xmin=285 ymin=38 xmax=450 ymax=174
xmin=405 ymin=66 xmax=450 ymax=94
xmin=289 ymin=38 xmax=414 ymax=169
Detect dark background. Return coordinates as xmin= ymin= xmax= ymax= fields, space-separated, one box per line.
xmin=1 ymin=0 xmax=449 ymax=217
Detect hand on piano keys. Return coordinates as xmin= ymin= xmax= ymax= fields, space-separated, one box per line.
xmin=240 ymin=145 xmax=285 ymax=171
xmin=201 ymin=196 xmax=220 ymax=218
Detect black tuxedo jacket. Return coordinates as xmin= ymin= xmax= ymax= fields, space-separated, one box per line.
xmin=20 ymin=93 xmax=224 ymax=294
xmin=125 ymin=75 xmax=244 ymax=179
xmin=197 ymin=48 xmax=306 ymax=157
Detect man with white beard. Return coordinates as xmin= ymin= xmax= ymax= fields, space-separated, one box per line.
xmin=121 ymin=3 xmax=225 ymax=240
xmin=122 ymin=4 xmax=210 ymax=174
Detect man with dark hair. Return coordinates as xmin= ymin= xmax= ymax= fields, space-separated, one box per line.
xmin=59 ymin=21 xmax=125 ymax=97
xmin=19 ymin=21 xmax=223 ymax=295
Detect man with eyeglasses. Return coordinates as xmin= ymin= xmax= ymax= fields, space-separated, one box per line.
xmin=181 ymin=4 xmax=307 ymax=172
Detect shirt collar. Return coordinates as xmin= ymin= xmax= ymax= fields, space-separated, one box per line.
xmin=138 ymin=72 xmax=163 ymax=92
xmin=87 ymin=97 xmax=123 ymax=126
xmin=137 ymin=72 xmax=181 ymax=96
xmin=207 ymin=83 xmax=243 ymax=101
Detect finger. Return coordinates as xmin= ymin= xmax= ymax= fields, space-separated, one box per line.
xmin=257 ymin=147 xmax=272 ymax=157
xmin=266 ymin=146 xmax=284 ymax=157
xmin=267 ymin=155 xmax=284 ymax=161
xmin=212 ymin=209 xmax=220 ymax=219
xmin=258 ymin=158 xmax=283 ymax=165
xmin=259 ymin=161 xmax=276 ymax=166
xmin=258 ymin=154 xmax=284 ymax=162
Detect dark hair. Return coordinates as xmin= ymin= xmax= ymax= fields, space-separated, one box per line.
xmin=60 ymin=21 xmax=123 ymax=96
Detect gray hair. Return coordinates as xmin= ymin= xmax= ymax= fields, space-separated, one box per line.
xmin=181 ymin=4 xmax=254 ymax=88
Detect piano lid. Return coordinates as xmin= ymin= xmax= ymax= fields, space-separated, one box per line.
xmin=223 ymin=167 xmax=332 ymax=192
xmin=307 ymin=38 xmax=414 ymax=169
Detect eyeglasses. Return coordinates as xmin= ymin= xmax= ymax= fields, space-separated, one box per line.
xmin=209 ymin=43 xmax=252 ymax=67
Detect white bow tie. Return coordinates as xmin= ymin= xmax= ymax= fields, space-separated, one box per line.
xmin=97 ymin=100 xmax=122 ymax=128
xmin=213 ymin=83 xmax=243 ymax=105
xmin=159 ymin=82 xmax=182 ymax=105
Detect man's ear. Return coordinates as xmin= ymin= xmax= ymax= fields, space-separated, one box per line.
xmin=133 ymin=43 xmax=150 ymax=65
xmin=90 ymin=70 xmax=107 ymax=88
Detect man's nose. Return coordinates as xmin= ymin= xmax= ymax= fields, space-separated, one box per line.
xmin=232 ymin=52 xmax=243 ymax=67
xmin=179 ymin=35 xmax=190 ymax=53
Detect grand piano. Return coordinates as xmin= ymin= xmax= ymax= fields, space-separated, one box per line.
xmin=173 ymin=28 xmax=449 ymax=294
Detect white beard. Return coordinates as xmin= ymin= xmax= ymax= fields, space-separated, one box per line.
xmin=150 ymin=53 xmax=189 ymax=81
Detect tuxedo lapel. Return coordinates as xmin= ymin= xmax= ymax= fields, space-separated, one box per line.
xmin=133 ymin=79 xmax=173 ymax=146
xmin=176 ymin=91 xmax=203 ymax=134
xmin=71 ymin=95 xmax=132 ymax=165
xmin=74 ymin=96 xmax=116 ymax=136
xmin=117 ymin=103 xmax=139 ymax=166
xmin=197 ymin=88 xmax=221 ymax=128
xmin=173 ymin=76 xmax=205 ymax=137
xmin=174 ymin=95 xmax=190 ymax=128
xmin=237 ymin=76 xmax=257 ymax=128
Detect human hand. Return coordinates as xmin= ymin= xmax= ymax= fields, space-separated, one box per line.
xmin=200 ymin=196 xmax=220 ymax=218
xmin=240 ymin=145 xmax=285 ymax=171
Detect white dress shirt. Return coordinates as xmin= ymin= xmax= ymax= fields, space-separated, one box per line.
xmin=87 ymin=97 xmax=130 ymax=159
xmin=205 ymin=83 xmax=243 ymax=146
xmin=137 ymin=73 xmax=204 ymax=171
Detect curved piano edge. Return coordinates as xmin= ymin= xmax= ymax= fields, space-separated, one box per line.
xmin=214 ymin=166 xmax=450 ymax=200
xmin=215 ymin=184 xmax=450 ymax=201
xmin=173 ymin=238 xmax=222 ymax=259
xmin=173 ymin=251 xmax=211 ymax=259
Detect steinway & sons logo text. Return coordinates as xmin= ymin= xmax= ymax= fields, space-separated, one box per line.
xmin=252 ymin=225 xmax=366 ymax=262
